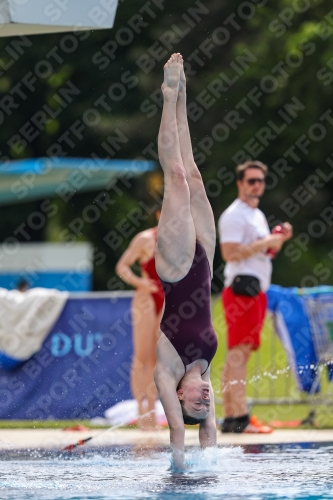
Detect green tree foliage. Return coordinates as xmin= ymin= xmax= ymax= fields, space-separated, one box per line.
xmin=0 ymin=0 xmax=332 ymax=290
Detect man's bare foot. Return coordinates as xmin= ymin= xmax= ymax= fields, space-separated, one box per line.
xmin=162 ymin=53 xmax=182 ymax=101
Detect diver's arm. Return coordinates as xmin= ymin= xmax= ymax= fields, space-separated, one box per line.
xmin=154 ymin=364 xmax=185 ymax=470
xmin=199 ymin=371 xmax=217 ymax=448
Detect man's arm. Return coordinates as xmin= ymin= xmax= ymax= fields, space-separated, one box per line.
xmin=115 ymin=233 xmax=157 ymax=291
xmin=221 ymin=233 xmax=285 ymax=262
xmin=199 ymin=369 xmax=216 ymax=448
xmin=221 ymin=222 xmax=294 ymax=262
xmin=154 ymin=364 xmax=185 ymax=470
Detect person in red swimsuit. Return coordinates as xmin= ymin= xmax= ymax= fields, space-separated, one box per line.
xmin=139 ymin=227 xmax=165 ymax=316
xmin=116 ymin=211 xmax=164 ymax=430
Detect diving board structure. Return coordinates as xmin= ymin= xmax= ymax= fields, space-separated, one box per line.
xmin=0 ymin=157 xmax=156 ymax=205
xmin=0 ymin=0 xmax=119 ymax=37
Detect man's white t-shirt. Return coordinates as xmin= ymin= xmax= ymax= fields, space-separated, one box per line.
xmin=218 ymin=198 xmax=272 ymax=292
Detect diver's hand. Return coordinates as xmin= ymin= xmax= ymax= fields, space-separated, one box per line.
xmin=171 ymin=447 xmax=186 ymax=471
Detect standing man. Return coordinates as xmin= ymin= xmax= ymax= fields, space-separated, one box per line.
xmin=218 ymin=160 xmax=292 ymax=433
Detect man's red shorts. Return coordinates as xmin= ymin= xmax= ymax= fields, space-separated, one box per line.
xmin=222 ymin=286 xmax=267 ymax=350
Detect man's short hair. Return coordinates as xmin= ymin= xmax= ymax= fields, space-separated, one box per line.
xmin=235 ymin=160 xmax=268 ymax=181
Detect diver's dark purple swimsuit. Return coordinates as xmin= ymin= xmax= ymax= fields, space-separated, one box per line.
xmin=159 ymin=240 xmax=218 ymax=374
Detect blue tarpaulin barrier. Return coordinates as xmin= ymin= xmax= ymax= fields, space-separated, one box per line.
xmin=0 ymin=292 xmax=134 ymax=419
xmin=267 ymin=285 xmax=333 ymax=393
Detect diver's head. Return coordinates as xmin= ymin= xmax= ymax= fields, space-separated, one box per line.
xmin=177 ymin=376 xmax=211 ymax=424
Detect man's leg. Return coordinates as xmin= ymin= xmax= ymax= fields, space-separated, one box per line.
xmin=155 ymin=54 xmax=196 ymax=282
xmin=221 ymin=289 xmax=271 ymax=433
xmin=175 ymin=63 xmax=216 ymax=269
xmin=222 ymin=344 xmax=252 ymax=421
xmin=222 ymin=292 xmax=267 ymax=420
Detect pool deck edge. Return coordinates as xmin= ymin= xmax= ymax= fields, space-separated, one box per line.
xmin=0 ymin=428 xmax=333 ymax=449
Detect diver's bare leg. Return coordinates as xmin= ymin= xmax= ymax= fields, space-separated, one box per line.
xmin=176 ymin=63 xmax=216 ymax=271
xmin=156 ymin=54 xmax=196 ymax=282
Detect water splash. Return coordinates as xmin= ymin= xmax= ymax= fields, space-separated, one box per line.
xmin=186 ymin=446 xmax=243 ymax=473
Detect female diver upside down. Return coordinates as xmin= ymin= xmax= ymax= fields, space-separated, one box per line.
xmin=154 ymin=53 xmax=218 ymax=470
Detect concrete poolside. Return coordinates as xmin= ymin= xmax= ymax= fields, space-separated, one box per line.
xmin=0 ymin=428 xmax=333 ymax=449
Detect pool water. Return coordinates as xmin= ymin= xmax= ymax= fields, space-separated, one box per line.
xmin=0 ymin=443 xmax=332 ymax=500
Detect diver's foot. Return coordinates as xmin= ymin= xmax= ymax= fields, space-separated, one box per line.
xmin=178 ymin=63 xmax=186 ymax=100
xmin=162 ymin=53 xmax=182 ymax=101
